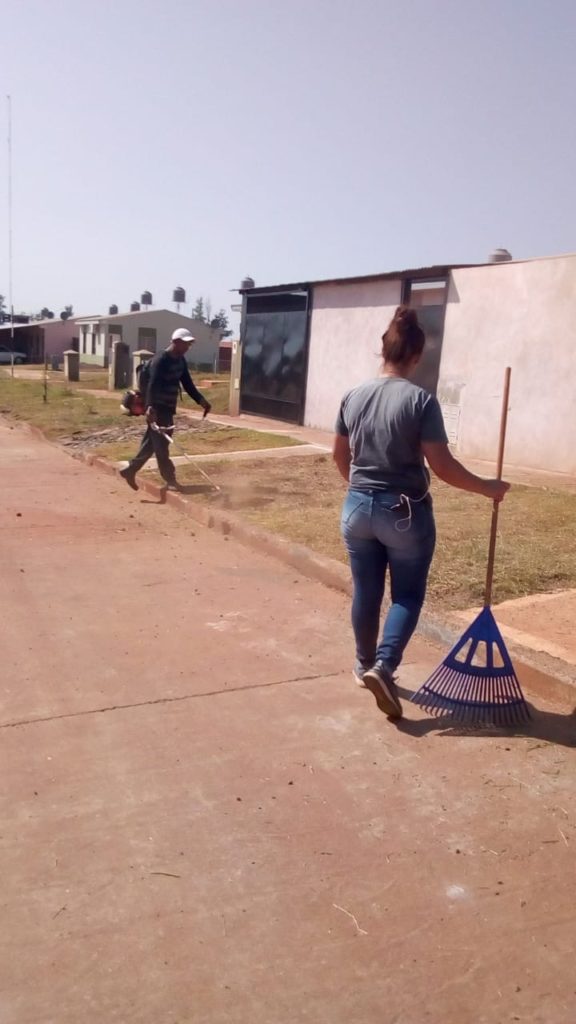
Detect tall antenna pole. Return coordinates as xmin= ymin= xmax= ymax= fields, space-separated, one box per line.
xmin=7 ymin=94 xmax=14 ymax=374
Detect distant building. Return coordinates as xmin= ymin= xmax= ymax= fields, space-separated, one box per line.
xmin=74 ymin=308 xmax=221 ymax=369
xmin=0 ymin=317 xmax=79 ymax=362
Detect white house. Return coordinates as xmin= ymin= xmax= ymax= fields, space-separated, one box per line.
xmin=74 ymin=308 xmax=221 ymax=370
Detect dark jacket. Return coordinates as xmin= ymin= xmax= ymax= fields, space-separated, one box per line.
xmin=146 ymin=351 xmax=204 ymax=412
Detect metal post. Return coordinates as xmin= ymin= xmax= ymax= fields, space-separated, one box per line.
xmin=7 ymin=95 xmax=14 ymax=378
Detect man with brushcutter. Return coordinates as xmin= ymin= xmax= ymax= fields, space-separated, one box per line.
xmin=120 ymin=328 xmax=211 ymax=492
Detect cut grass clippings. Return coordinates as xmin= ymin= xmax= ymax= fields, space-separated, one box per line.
xmin=172 ymin=454 xmax=576 ymax=611
xmin=93 ymin=423 xmax=299 ymax=463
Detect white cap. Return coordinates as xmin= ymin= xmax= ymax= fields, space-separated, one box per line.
xmin=171 ymin=328 xmax=195 ymax=343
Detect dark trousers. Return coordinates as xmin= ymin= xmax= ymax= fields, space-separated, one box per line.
xmin=128 ymin=406 xmax=176 ymax=484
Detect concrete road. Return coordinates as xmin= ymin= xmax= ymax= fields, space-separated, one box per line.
xmin=1 ymin=420 xmax=576 ymax=1024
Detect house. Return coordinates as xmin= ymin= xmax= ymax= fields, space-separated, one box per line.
xmin=236 ymin=253 xmax=576 ymax=481
xmin=74 ymin=309 xmax=221 ymax=370
xmin=0 ymin=317 xmax=79 ymax=363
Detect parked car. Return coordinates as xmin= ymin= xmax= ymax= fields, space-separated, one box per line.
xmin=0 ymin=346 xmax=27 ymax=365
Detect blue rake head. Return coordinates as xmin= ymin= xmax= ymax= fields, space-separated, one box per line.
xmin=412 ymin=607 xmax=531 ymax=725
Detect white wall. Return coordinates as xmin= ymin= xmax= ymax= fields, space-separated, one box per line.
xmin=304 ymin=279 xmax=402 ymax=429
xmin=438 ymin=256 xmax=576 ymax=476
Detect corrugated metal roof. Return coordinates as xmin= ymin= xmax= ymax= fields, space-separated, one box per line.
xmin=238 ymin=263 xmax=482 ymax=294
xmin=0 ymin=316 xmax=85 ymax=329
xmin=238 ymin=252 xmax=576 ymax=295
xmin=0 ymin=319 xmax=62 ymax=330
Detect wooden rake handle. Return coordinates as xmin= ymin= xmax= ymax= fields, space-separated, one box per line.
xmin=484 ymin=367 xmax=511 ymax=607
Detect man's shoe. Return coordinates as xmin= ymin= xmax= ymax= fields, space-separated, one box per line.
xmin=362 ymin=662 xmax=403 ymax=719
xmin=164 ymin=481 xmax=183 ymax=492
xmin=119 ymin=467 xmax=139 ymax=491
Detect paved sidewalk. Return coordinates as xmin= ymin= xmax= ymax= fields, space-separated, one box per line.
xmin=2 ymin=420 xmax=576 ymax=1023
xmin=455 ymin=590 xmax=576 ymax=667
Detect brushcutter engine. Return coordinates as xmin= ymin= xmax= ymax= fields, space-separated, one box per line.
xmin=120 ymin=389 xmax=146 ymax=417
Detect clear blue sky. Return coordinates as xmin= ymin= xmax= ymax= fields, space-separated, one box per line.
xmin=2 ymin=0 xmax=575 ymax=321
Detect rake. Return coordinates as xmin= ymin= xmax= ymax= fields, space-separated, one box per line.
xmin=412 ymin=367 xmax=530 ymax=726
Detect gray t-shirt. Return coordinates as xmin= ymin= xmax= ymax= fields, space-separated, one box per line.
xmin=335 ymin=377 xmax=448 ymax=496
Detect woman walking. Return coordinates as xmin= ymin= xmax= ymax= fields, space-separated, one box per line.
xmin=333 ymin=306 xmax=509 ymax=719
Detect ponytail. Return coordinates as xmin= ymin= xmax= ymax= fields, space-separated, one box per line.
xmin=381 ymin=306 xmax=425 ymax=365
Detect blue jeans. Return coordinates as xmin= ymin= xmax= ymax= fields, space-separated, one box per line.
xmin=341 ymin=489 xmax=436 ymax=673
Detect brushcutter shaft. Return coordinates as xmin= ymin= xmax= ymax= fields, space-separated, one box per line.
xmin=151 ymin=423 xmax=220 ymax=491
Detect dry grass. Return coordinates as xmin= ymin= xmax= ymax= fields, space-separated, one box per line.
xmin=0 ymin=376 xmax=294 ymax=465
xmin=68 ymin=369 xmax=112 ymax=391
xmin=0 ymin=377 xmax=121 ymax=438
xmin=16 ymin=367 xmax=231 ymax=413
xmin=173 ymin=454 xmax=576 ymax=611
xmin=194 ymin=376 xmax=230 ymax=415
xmin=11 ymin=366 xmax=111 ymax=391
xmin=5 ymin=372 xmax=574 ymax=612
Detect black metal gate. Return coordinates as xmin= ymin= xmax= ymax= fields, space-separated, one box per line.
xmin=239 ymin=290 xmax=310 ymax=423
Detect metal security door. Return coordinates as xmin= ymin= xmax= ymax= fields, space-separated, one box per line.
xmin=240 ymin=290 xmax=310 ymax=423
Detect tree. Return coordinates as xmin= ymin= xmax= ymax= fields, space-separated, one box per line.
xmin=210 ymin=308 xmax=232 ymax=337
xmin=60 ymin=304 xmax=73 ymax=321
xmin=40 ymin=307 xmax=55 ymax=319
xmin=191 ymin=296 xmax=205 ymax=322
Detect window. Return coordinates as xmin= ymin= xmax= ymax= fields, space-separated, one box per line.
xmin=401 ymin=278 xmax=448 ymax=308
xmin=137 ymin=326 xmax=157 ymax=353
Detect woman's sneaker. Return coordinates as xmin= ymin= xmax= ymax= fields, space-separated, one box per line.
xmin=362 ymin=662 xmax=403 ymax=719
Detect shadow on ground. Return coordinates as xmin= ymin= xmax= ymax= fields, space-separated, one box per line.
xmin=395 ymin=683 xmax=576 ymax=749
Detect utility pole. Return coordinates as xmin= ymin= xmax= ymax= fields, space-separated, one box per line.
xmin=7 ymin=94 xmax=14 ymax=377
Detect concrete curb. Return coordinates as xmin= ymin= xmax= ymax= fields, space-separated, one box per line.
xmin=8 ymin=417 xmax=576 ymax=707
xmin=84 ymin=452 xmax=576 ymax=706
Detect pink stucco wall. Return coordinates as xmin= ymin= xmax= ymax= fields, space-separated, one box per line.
xmin=42 ymin=319 xmax=78 ymax=357
xmin=438 ymin=255 xmax=576 ymax=477
xmin=304 ymin=279 xmax=401 ymax=430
